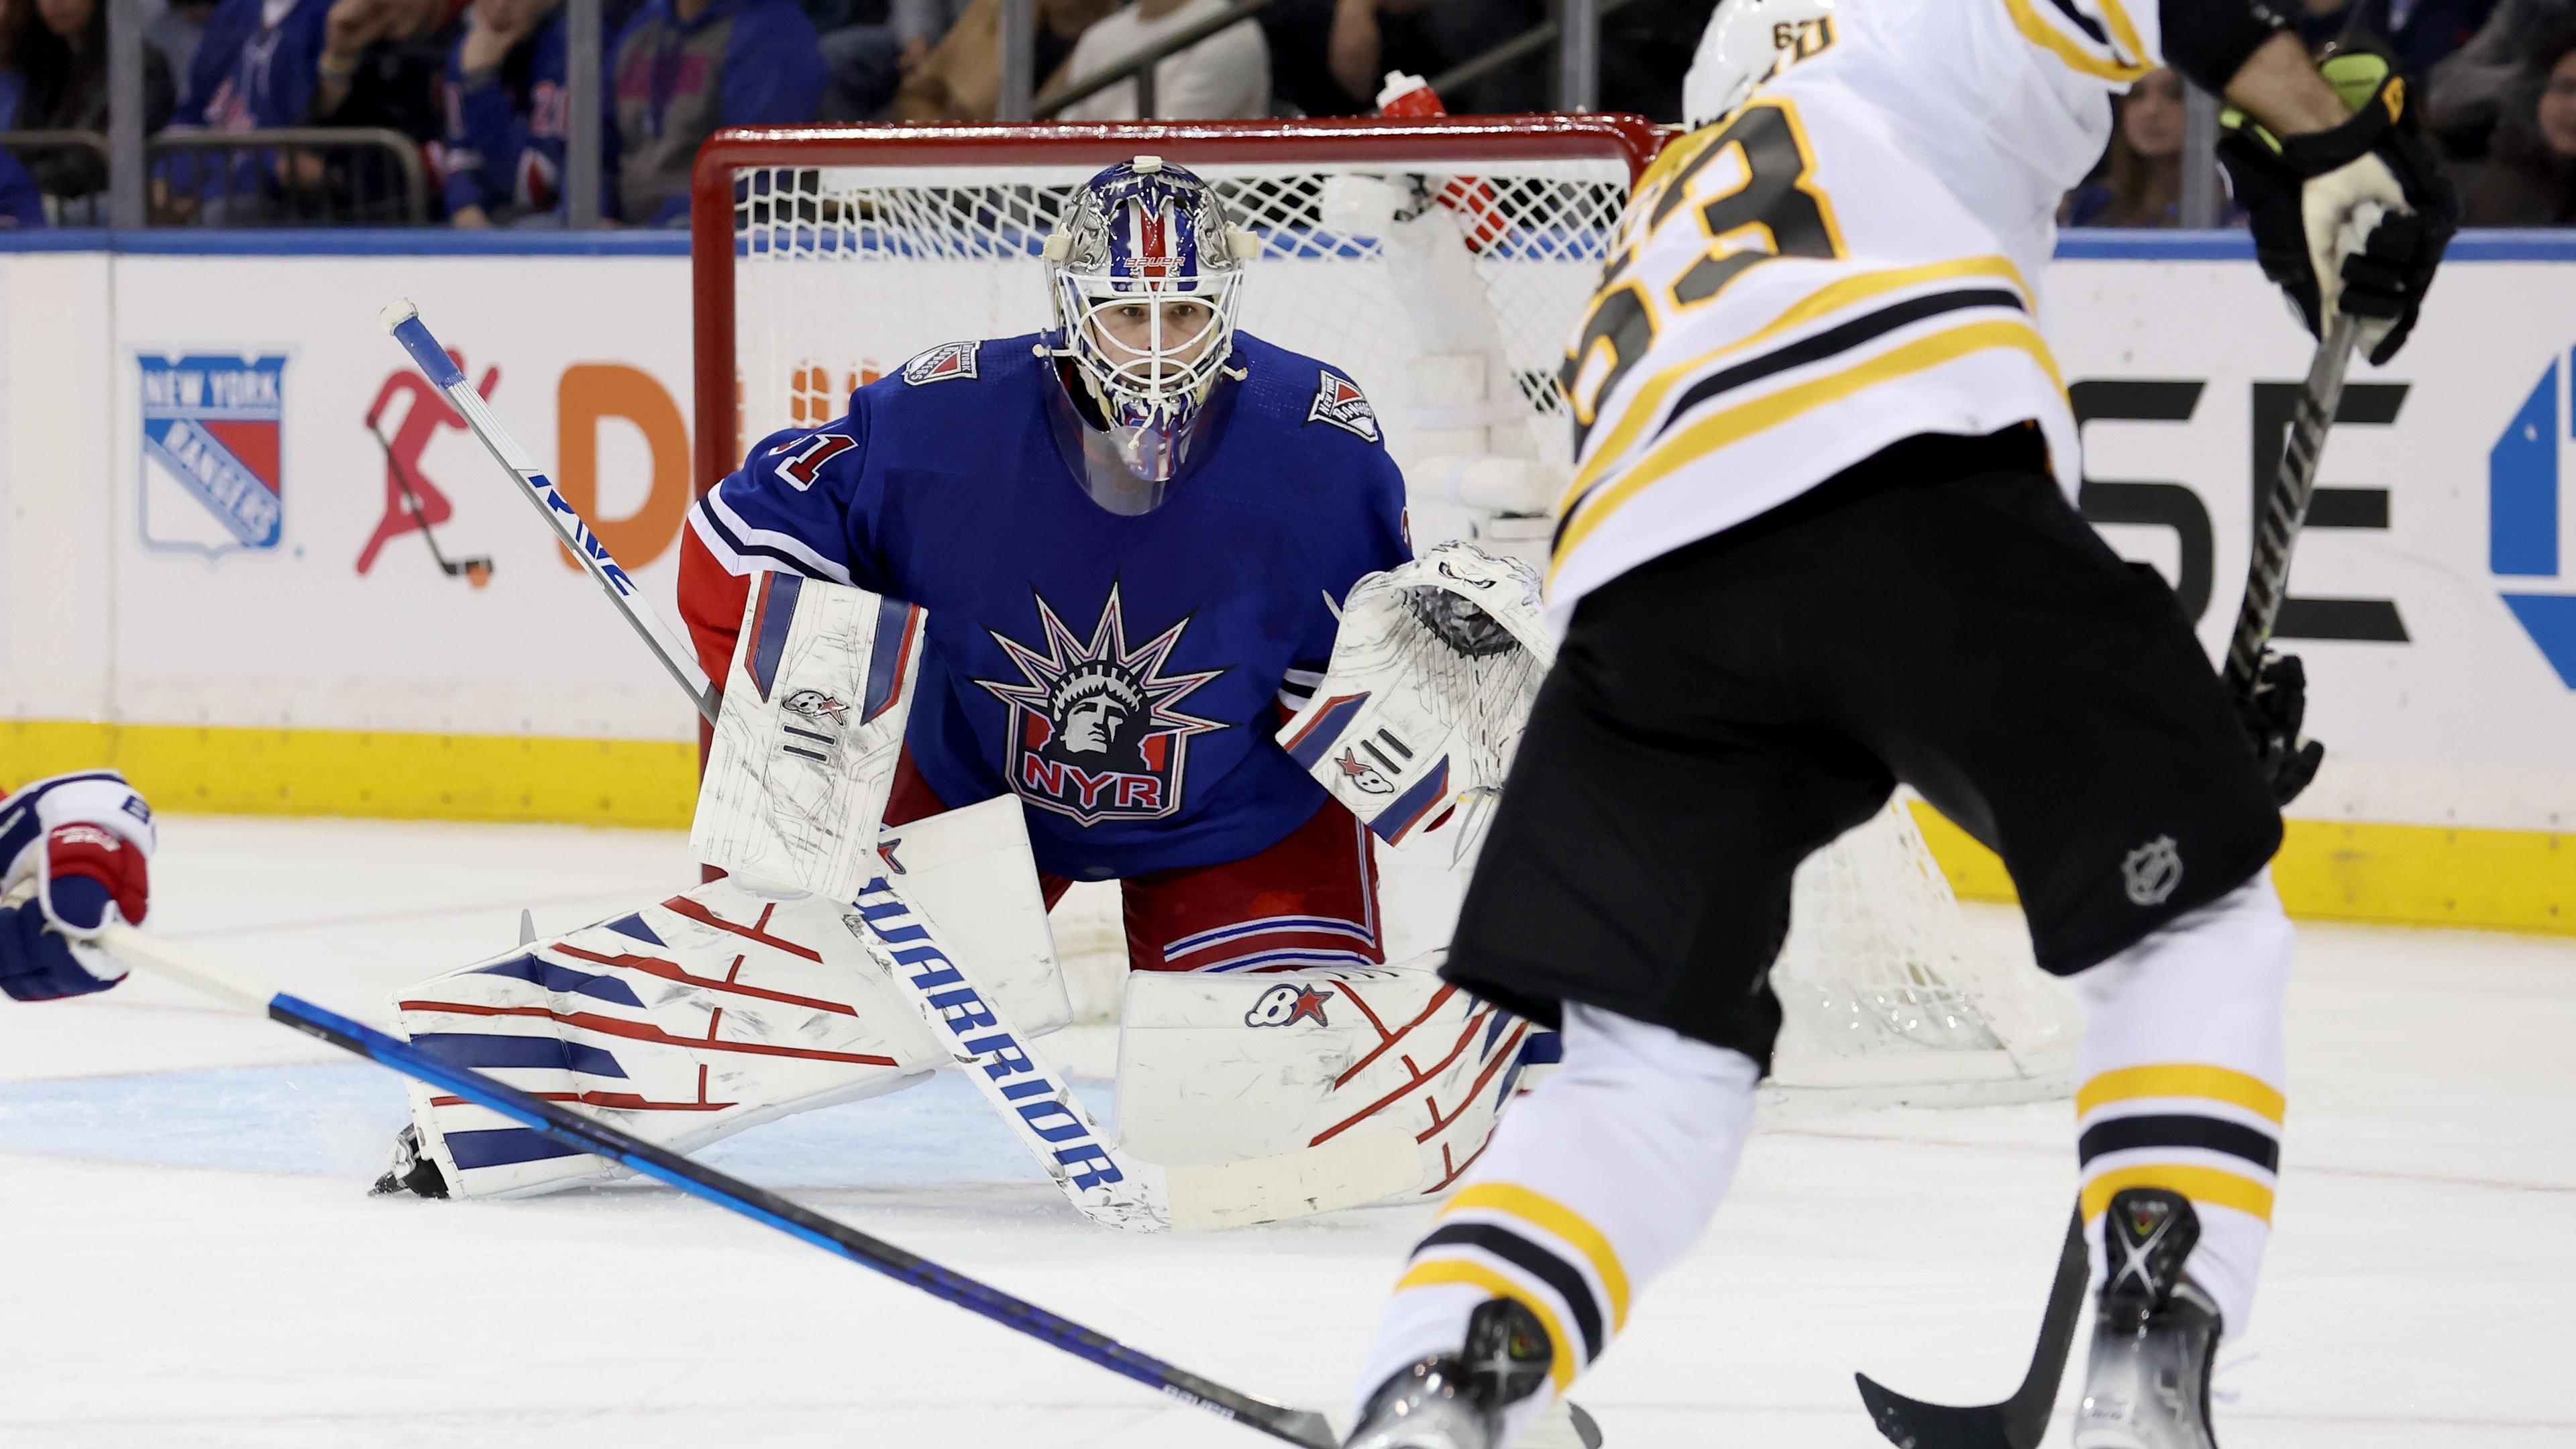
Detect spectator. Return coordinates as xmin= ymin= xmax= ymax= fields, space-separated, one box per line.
xmin=148 ymin=0 xmax=220 ymax=83
xmin=311 ymin=0 xmax=460 ymax=138
xmin=14 ymin=0 xmax=178 ymax=203
xmin=2449 ymin=22 xmax=2576 ymax=221
xmin=441 ymin=0 xmax=562 ymax=225
xmin=812 ymin=0 xmax=967 ymax=119
xmin=1051 ymin=0 xmax=1267 ymax=120
xmin=2429 ymin=0 xmax=2573 ymax=157
xmin=890 ymin=0 xmax=1105 ymax=120
xmin=0 ymin=146 xmax=41 ymax=224
xmin=2292 ymin=0 xmax=2491 ymax=76
xmin=1320 ymin=0 xmax=1544 ymax=117
xmin=2062 ymin=68 xmax=2241 ymax=228
xmin=172 ymin=0 xmax=333 ymax=129
xmin=604 ymin=0 xmax=822 ymax=225
xmin=3 ymin=0 xmax=28 ymax=125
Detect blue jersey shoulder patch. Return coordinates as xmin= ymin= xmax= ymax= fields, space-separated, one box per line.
xmin=902 ymin=340 xmax=981 ymax=386
xmin=1305 ymin=369 xmax=1380 ymax=441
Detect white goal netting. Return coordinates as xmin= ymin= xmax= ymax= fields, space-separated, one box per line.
xmin=716 ymin=126 xmax=2079 ymax=1101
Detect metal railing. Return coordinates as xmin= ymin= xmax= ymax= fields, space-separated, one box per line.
xmin=0 ymin=130 xmax=115 ymax=225
xmin=148 ymin=128 xmax=431 ymax=225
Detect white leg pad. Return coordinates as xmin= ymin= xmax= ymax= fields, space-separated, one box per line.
xmin=400 ymin=796 xmax=1067 ymax=1199
xmin=1114 ymin=953 xmax=1542 ymax=1198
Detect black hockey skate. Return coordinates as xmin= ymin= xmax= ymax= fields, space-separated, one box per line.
xmin=368 ymin=1124 xmax=451 ymax=1199
xmin=1345 ymin=1299 xmax=1557 ymax=1449
xmin=2074 ymin=1189 xmax=2222 ymax=1449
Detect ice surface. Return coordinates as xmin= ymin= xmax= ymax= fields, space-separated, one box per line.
xmin=2 ymin=817 xmax=2569 ymax=1447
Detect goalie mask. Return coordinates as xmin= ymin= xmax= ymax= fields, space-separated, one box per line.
xmin=1044 ymin=156 xmax=1258 ymax=499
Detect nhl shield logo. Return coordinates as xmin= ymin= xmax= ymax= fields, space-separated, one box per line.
xmin=975 ymin=584 xmax=1226 ymax=826
xmin=1307 ymin=370 xmax=1380 ymax=441
xmin=902 ymin=341 xmax=980 ymax=386
xmin=138 ymin=354 xmax=286 ymax=554
xmin=2122 ymin=835 xmax=2184 ymax=906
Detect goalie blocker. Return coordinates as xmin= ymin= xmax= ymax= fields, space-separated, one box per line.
xmin=1440 ymin=427 xmax=2285 ymax=1065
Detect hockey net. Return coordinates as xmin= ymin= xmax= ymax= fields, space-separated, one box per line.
xmin=694 ymin=117 xmax=2079 ymax=1102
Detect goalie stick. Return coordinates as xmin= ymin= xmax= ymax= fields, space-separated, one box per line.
xmin=380 ymin=300 xmax=1417 ymax=1232
xmin=1853 ymin=313 xmax=2361 ymax=1449
xmin=91 ymin=924 xmax=1340 ymax=1449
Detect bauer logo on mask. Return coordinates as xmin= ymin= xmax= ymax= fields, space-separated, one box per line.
xmin=976 ymin=584 xmax=1226 ymax=825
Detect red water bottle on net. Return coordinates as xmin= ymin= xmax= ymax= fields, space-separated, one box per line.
xmin=1374 ymin=71 xmax=1508 ymax=252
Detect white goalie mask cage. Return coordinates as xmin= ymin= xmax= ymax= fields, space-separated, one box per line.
xmin=697 ymin=117 xmax=2080 ymax=1104
xmin=1040 ymin=155 xmax=1259 ymax=490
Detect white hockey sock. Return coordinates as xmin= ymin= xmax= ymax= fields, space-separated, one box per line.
xmin=2072 ymin=869 xmax=2293 ymax=1336
xmin=1352 ymin=1002 xmax=1760 ymax=1443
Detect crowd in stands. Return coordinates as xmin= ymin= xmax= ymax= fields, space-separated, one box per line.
xmin=2059 ymin=0 xmax=2576 ymax=227
xmin=1 ymin=0 xmax=2572 ymax=227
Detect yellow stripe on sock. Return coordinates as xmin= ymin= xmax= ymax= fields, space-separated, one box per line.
xmin=1440 ymin=1183 xmax=1632 ymax=1330
xmin=2077 ymin=1065 xmax=2286 ymax=1126
xmin=1393 ymin=1258 xmax=1580 ymax=1392
xmin=2081 ymin=1164 xmax=2277 ymax=1225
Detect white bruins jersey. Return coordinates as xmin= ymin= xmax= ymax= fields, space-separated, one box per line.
xmin=1548 ymin=0 xmax=2165 ymax=616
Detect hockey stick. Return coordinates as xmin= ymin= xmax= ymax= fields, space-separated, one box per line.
xmin=2225 ymin=312 xmax=2360 ymax=697
xmin=366 ymin=419 xmax=495 ymax=586
xmin=1853 ymin=1207 xmax=2087 ymax=1449
xmin=379 ymin=303 xmax=717 ymax=723
xmin=380 ymin=300 xmax=1419 ymax=1232
xmin=1851 ymin=314 xmax=2363 ymax=1449
xmin=90 ymin=924 xmax=1339 ymax=1449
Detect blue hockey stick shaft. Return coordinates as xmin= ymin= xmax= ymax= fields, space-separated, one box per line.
xmin=95 ymin=924 xmax=1337 ymax=1449
xmin=378 ymin=299 xmax=721 ymax=725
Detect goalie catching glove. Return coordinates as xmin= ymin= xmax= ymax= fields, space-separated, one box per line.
xmin=1278 ymin=542 xmax=1550 ymax=850
xmin=2218 ymin=50 xmax=2457 ymax=367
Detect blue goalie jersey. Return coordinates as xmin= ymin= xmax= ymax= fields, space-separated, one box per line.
xmin=680 ymin=332 xmax=1411 ymax=882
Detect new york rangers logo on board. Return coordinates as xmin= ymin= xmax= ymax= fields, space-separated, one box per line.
xmin=1307 ymin=370 xmax=1380 ymax=442
xmin=138 ymin=353 xmax=286 ymax=554
xmin=902 ymin=341 xmax=980 ymax=385
xmin=975 ymin=585 xmax=1225 ymax=826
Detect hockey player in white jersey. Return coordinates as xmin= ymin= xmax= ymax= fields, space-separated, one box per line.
xmin=1342 ymin=0 xmax=2455 ymax=1446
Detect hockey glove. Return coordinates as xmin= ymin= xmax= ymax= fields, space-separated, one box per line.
xmin=0 ymin=771 xmax=154 ymax=1000
xmin=2237 ymin=651 xmax=2324 ymax=806
xmin=2218 ymin=51 xmax=2457 ymax=366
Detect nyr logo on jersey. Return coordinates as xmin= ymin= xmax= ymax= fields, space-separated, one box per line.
xmin=1307 ymin=370 xmax=1380 ymax=442
xmin=138 ymin=354 xmax=286 ymax=554
xmin=976 ymin=585 xmax=1226 ymax=826
xmin=902 ymin=341 xmax=980 ymax=386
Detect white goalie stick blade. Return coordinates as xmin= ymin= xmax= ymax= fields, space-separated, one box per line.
xmin=693 ymin=569 xmax=925 ymax=901
xmin=1280 ymin=541 xmax=1551 ymax=852
xmin=1162 ymin=1128 xmax=1422 ymax=1232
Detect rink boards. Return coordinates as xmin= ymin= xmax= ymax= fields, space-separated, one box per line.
xmin=0 ymin=228 xmax=2569 ymax=934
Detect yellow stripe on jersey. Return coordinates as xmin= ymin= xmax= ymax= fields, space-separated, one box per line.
xmin=2081 ymin=1164 xmax=2277 ymax=1224
xmin=1998 ymin=0 xmax=2151 ymax=82
xmin=2091 ymin=0 xmax=2153 ymax=72
xmin=1558 ymin=254 xmax=2037 ymax=516
xmin=1392 ymin=1258 xmax=1582 ymax=1391
xmin=1442 ymin=1183 xmax=1633 ymax=1330
xmin=1552 ymin=317 xmax=2064 ymax=576
xmin=2077 ymin=1064 xmax=2288 ymax=1125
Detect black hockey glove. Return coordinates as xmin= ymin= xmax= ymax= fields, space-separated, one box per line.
xmin=2237 ymin=651 xmax=2324 ymax=806
xmin=2218 ymin=51 xmax=2458 ymax=366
